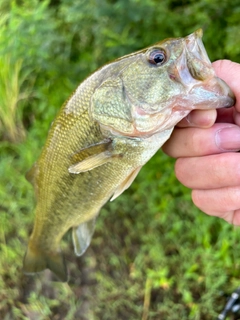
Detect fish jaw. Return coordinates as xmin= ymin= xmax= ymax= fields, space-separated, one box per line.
xmin=185 ymin=77 xmax=235 ymax=109
xmin=110 ymin=72 xmax=235 ymax=137
xmin=130 ymin=79 xmax=235 ymax=136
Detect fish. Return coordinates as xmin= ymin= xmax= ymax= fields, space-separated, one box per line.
xmin=23 ymin=29 xmax=235 ymax=282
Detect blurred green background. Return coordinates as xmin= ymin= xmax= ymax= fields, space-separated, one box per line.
xmin=1 ymin=0 xmax=240 ymax=319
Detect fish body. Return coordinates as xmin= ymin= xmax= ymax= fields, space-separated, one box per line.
xmin=23 ymin=30 xmax=235 ymax=281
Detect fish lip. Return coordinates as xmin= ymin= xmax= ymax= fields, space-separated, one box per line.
xmin=147 ymin=87 xmax=236 ymax=114
xmin=225 ymin=89 xmax=236 ymax=108
xmin=223 ymin=96 xmax=236 ymax=108
xmin=188 ymin=95 xmax=235 ymax=110
xmin=135 ymin=90 xmax=236 ymax=114
xmin=187 ymin=76 xmax=236 ymax=110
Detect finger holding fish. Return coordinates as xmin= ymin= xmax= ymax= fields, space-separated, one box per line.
xmin=176 ymin=109 xmax=217 ymax=128
xmin=162 ymin=122 xmax=240 ymax=158
xmin=213 ymin=60 xmax=240 ymax=112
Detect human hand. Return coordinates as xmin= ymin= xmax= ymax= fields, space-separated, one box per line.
xmin=162 ymin=60 xmax=240 ymax=225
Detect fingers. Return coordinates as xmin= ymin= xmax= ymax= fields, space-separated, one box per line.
xmin=175 ymin=152 xmax=240 ymax=226
xmin=177 ymin=109 xmax=217 ymax=128
xmin=175 ymin=153 xmax=240 ymax=189
xmin=164 ymin=60 xmax=240 ymax=226
xmin=213 ymin=60 xmax=240 ymax=112
xmin=165 ymin=60 xmax=240 ymax=226
xmin=192 ymin=188 xmax=240 ymax=225
xmin=162 ymin=123 xmax=240 ymax=158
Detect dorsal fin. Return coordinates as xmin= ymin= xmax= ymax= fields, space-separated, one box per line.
xmin=25 ymin=162 xmax=40 ymax=199
xmin=25 ymin=162 xmax=38 ymax=186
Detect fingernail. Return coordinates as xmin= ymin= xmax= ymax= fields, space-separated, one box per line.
xmin=215 ymin=126 xmax=240 ymax=151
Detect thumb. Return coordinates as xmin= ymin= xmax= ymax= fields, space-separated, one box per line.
xmin=213 ymin=59 xmax=240 ymax=112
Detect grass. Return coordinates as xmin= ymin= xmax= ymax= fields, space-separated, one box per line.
xmin=0 ymin=55 xmax=33 ymax=142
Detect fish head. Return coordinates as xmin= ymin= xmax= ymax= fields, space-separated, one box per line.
xmin=91 ymin=29 xmax=235 ymax=136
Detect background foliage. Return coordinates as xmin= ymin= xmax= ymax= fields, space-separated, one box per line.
xmin=1 ymin=0 xmax=240 ymax=319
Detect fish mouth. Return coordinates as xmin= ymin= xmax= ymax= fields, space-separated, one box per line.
xmin=187 ymin=76 xmax=236 ymax=110
xmin=172 ymin=29 xmax=236 ymax=110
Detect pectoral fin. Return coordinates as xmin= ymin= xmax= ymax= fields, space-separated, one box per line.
xmin=111 ymin=166 xmax=142 ymax=201
xmin=69 ymin=138 xmax=122 ymax=174
xmin=72 ymin=218 xmax=96 ymax=256
xmin=69 ymin=151 xmax=113 ymax=174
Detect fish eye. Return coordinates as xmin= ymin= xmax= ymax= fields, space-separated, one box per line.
xmin=148 ymin=49 xmax=166 ymax=66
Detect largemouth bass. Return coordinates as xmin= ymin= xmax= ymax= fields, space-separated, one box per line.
xmin=23 ymin=29 xmax=235 ymax=281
